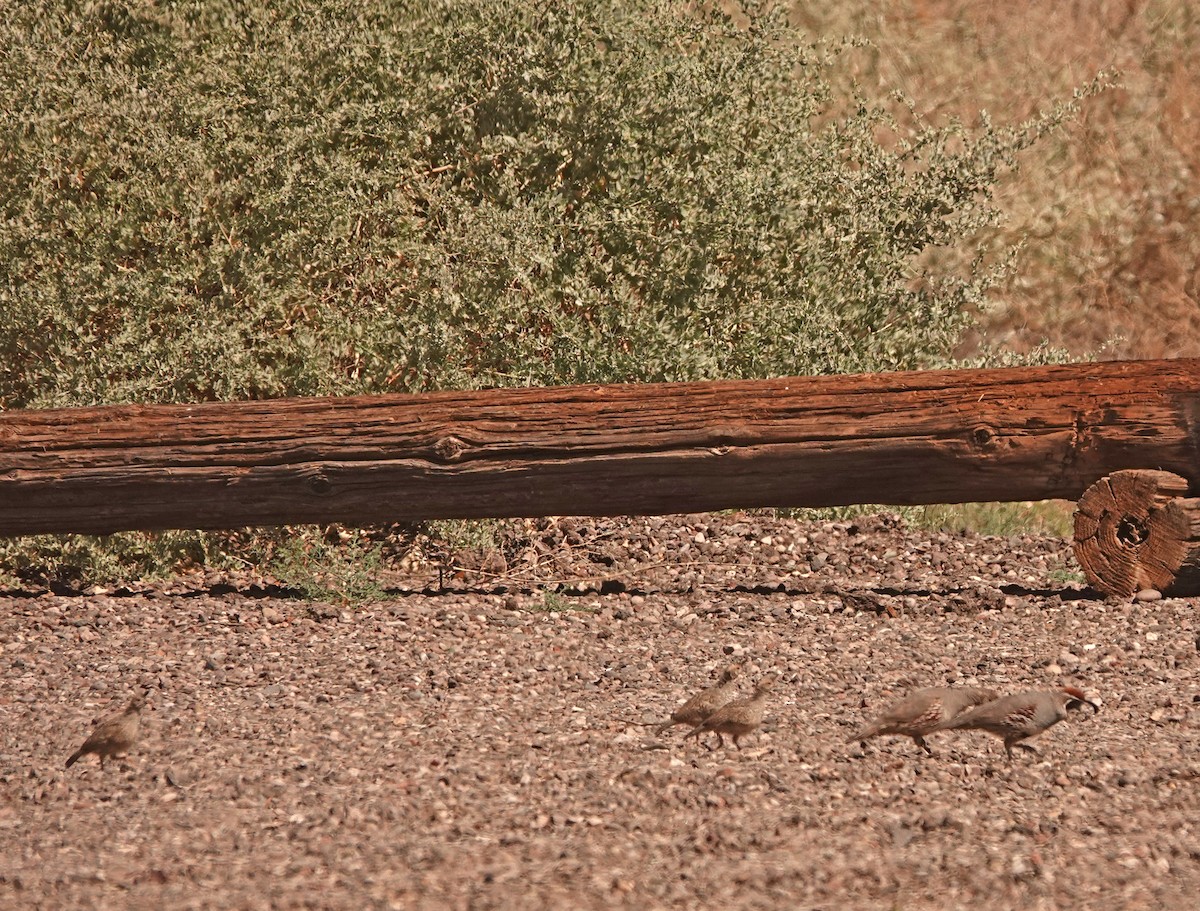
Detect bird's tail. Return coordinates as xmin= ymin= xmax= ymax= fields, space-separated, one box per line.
xmin=846 ymin=723 xmax=879 ymax=744
xmin=65 ymin=750 xmax=83 ymax=769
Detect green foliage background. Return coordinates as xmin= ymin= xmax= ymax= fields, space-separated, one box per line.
xmin=0 ymin=0 xmax=1100 ymax=409
xmin=0 ymin=0 xmax=1103 ymax=584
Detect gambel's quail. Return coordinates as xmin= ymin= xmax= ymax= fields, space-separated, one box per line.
xmin=684 ymin=672 xmax=777 ymax=750
xmin=66 ymin=692 xmax=147 ymax=770
xmin=934 ymin=686 xmax=1098 ymax=760
xmin=654 ymin=663 xmax=742 ymax=736
xmin=848 ymin=686 xmax=999 ymax=754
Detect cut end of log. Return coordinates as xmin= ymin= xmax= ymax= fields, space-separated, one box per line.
xmin=1073 ymin=469 xmax=1200 ymax=599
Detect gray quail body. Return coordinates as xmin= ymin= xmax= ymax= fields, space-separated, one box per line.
xmin=848 ymin=685 xmax=999 ymax=754
xmin=655 ymin=663 xmax=741 ymax=736
xmin=934 ymin=686 xmax=1098 ymax=760
xmin=66 ymin=693 xmax=147 ymax=769
xmin=684 ymin=672 xmax=777 ymax=749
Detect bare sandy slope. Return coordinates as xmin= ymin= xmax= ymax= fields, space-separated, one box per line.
xmin=2 ymin=514 xmax=1197 ymax=910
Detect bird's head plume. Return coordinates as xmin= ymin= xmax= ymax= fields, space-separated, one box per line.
xmin=1061 ymin=686 xmax=1099 ymax=714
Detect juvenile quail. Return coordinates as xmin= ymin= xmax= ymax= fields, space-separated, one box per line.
xmin=66 ymin=692 xmax=147 ymax=770
xmin=684 ymin=672 xmax=777 ymax=750
xmin=654 ymin=662 xmax=741 ymax=736
xmin=934 ymin=686 xmax=1098 ymax=761
xmin=847 ymin=685 xmax=999 ymax=754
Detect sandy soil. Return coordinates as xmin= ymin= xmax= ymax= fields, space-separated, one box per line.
xmin=2 ymin=513 xmax=1198 ymax=910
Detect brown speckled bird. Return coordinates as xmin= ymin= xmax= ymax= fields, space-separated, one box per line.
xmin=847 ymin=686 xmax=999 ymax=754
xmin=933 ymin=686 xmax=1099 ymax=761
xmin=684 ymin=672 xmax=777 ymax=750
xmin=654 ymin=662 xmax=742 ymax=736
xmin=66 ymin=693 xmax=147 ymax=770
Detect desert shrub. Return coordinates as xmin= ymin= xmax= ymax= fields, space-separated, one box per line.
xmin=0 ymin=0 xmax=1103 ymax=410
xmin=793 ymin=0 xmax=1200 ymax=361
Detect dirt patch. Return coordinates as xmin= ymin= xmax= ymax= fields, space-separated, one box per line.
xmin=2 ymin=513 xmax=1197 ymax=909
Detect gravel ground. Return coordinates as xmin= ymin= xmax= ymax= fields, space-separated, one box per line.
xmin=2 ymin=512 xmax=1198 ymax=910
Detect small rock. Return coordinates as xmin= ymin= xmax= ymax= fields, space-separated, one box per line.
xmin=1135 ymin=589 xmax=1163 ymax=602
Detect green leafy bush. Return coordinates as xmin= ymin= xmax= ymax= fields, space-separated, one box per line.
xmin=0 ymin=0 xmax=1102 ymax=410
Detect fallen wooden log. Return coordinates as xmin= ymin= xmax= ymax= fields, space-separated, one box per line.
xmin=0 ymin=358 xmax=1197 ymax=535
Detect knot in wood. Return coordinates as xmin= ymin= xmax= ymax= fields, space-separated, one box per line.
xmin=970 ymin=424 xmax=998 ymax=450
xmin=434 ymin=435 xmax=467 ymax=462
xmin=308 ymin=472 xmax=332 ymax=495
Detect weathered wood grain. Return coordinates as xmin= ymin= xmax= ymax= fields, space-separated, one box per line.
xmin=1 ymin=359 xmax=1197 ymax=535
